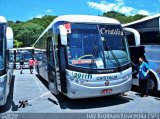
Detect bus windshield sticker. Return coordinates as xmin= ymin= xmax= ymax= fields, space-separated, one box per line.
xmin=100 ymin=28 xmax=123 ymax=36
xmin=64 ymin=23 xmax=71 ymax=33
xmin=73 ymin=72 xmax=92 ymax=79
xmin=72 ymin=59 xmax=92 ymax=64
xmin=95 ymin=60 xmax=104 ymax=68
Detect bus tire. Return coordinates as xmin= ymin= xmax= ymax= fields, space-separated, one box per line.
xmin=148 ymin=74 xmax=158 ymax=96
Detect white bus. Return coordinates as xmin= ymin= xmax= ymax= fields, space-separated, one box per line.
xmin=14 ymin=47 xmax=34 ymax=69
xmin=0 ymin=16 xmax=14 ymax=105
xmin=34 ymin=15 xmax=134 ymax=99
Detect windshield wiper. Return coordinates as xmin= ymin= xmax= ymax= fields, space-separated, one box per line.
xmin=105 ymin=43 xmax=122 ymax=71
xmin=88 ymin=36 xmax=99 ymax=73
xmin=96 ymin=25 xmax=122 ymax=71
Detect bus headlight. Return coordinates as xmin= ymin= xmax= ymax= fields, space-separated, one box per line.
xmin=75 ymin=78 xmax=87 ymax=84
xmin=67 ymin=76 xmax=88 ymax=84
xmin=123 ymin=73 xmax=132 ymax=80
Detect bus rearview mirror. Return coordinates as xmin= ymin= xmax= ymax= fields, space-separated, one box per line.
xmin=59 ymin=25 xmax=67 ymax=45
xmin=123 ymin=27 xmax=140 ymax=46
xmin=6 ymin=27 xmax=13 ymax=49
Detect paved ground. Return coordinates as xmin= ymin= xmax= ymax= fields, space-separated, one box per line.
xmin=0 ymin=69 xmax=160 ymax=118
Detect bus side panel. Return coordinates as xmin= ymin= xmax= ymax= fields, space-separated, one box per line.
xmin=144 ymin=46 xmax=160 ymax=91
xmin=35 ymin=50 xmax=48 ymax=81
xmin=39 ymin=52 xmax=49 ymax=81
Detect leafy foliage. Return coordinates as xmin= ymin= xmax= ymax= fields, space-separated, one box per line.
xmin=103 ymin=11 xmax=147 ymax=24
xmin=15 ymin=23 xmax=44 ymax=46
xmin=9 ymin=15 xmax=56 ymax=47
xmin=14 ymin=39 xmax=23 ymax=48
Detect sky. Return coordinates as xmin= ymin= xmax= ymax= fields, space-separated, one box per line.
xmin=0 ymin=0 xmax=160 ymax=21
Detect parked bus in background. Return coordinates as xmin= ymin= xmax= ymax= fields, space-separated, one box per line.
xmin=0 ymin=16 xmax=14 ymax=106
xmin=123 ymin=17 xmax=160 ymax=95
xmin=15 ymin=47 xmax=34 ymax=69
xmin=33 ymin=15 xmax=137 ymax=99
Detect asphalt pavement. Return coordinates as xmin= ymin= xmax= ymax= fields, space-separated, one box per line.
xmin=0 ymin=69 xmax=160 ymax=118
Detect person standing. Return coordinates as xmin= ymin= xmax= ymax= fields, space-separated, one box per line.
xmin=20 ymin=58 xmax=24 ymax=74
xmin=138 ymin=57 xmax=150 ymax=97
xmin=28 ymin=58 xmax=34 ymax=74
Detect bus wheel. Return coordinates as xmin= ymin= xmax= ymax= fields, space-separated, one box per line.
xmin=148 ymin=76 xmax=158 ymax=96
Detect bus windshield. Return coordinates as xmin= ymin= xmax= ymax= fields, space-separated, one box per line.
xmin=16 ymin=53 xmax=23 ymax=62
xmin=0 ymin=24 xmax=4 ymax=70
xmin=24 ymin=53 xmax=32 ymax=62
xmin=67 ymin=23 xmax=130 ymax=69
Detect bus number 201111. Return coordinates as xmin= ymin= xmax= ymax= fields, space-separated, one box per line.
xmin=73 ymin=73 xmax=92 ymax=79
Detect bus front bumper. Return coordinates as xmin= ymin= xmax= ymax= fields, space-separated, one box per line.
xmin=66 ymin=77 xmax=132 ymax=99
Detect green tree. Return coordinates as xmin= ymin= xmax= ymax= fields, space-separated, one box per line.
xmin=15 ymin=23 xmax=44 ymax=46
xmin=14 ymin=39 xmax=23 ymax=48
xmin=103 ymin=11 xmax=125 ymax=18
xmin=9 ymin=15 xmax=57 ymax=47
xmin=8 ymin=21 xmax=15 ymax=27
xmin=27 ymin=15 xmax=57 ymax=28
xmin=103 ymin=11 xmax=147 ymax=24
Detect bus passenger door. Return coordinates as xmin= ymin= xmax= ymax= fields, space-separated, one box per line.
xmin=124 ymin=28 xmax=141 ymax=86
xmin=47 ymin=37 xmax=59 ymax=95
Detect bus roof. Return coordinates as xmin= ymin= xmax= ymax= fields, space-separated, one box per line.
xmin=48 ymin=15 xmax=120 ymax=32
xmin=16 ymin=47 xmax=34 ymax=50
xmin=35 ymin=15 xmax=121 ymax=44
xmin=0 ymin=16 xmax=7 ymax=23
xmin=123 ymin=14 xmax=160 ymax=27
xmin=53 ymin=15 xmax=120 ymax=24
xmin=9 ymin=47 xmax=34 ymax=51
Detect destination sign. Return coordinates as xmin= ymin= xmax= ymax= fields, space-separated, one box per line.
xmin=100 ymin=28 xmax=123 ymax=35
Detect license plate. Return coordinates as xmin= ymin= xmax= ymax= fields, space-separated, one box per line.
xmin=101 ymin=89 xmax=112 ymax=94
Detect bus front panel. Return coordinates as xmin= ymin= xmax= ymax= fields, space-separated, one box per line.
xmin=65 ymin=68 xmax=132 ymax=99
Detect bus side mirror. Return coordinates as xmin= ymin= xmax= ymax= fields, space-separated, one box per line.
xmin=123 ymin=27 xmax=140 ymax=46
xmin=6 ymin=27 xmax=13 ymax=49
xmin=59 ymin=25 xmax=67 ymax=45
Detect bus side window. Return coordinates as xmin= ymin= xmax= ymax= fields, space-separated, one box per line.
xmin=47 ymin=37 xmax=55 ymax=64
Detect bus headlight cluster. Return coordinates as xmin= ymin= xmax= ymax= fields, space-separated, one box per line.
xmin=123 ymin=73 xmax=132 ymax=80
xmin=67 ymin=76 xmax=88 ymax=84
xmin=74 ymin=78 xmax=88 ymax=84
xmin=76 ymin=79 xmax=88 ymax=84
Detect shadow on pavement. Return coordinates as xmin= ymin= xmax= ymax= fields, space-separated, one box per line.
xmin=132 ymin=85 xmax=160 ymax=98
xmin=54 ymin=94 xmax=133 ymax=110
xmin=154 ymin=97 xmax=160 ymax=100
xmin=36 ymin=74 xmax=134 ymax=110
xmin=0 ymin=75 xmax=18 ymax=113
